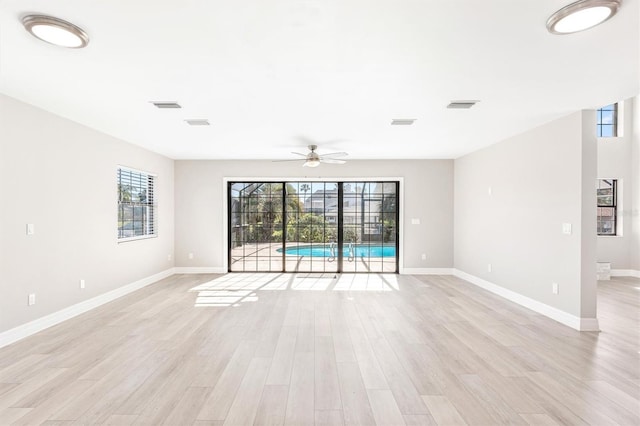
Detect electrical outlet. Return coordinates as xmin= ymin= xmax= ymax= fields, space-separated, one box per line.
xmin=552 ymin=282 xmax=559 ymax=294
xmin=28 ymin=293 xmax=36 ymax=306
xmin=80 ymin=279 xmax=85 ymax=289
xmin=488 ymin=186 xmax=492 ymax=196
xmin=188 ymin=253 xmax=194 ymax=260
xmin=487 ymin=263 xmax=492 ymax=273
xmin=421 ymin=253 xmax=427 ymax=261
xmin=167 ymin=254 xmax=172 ymax=261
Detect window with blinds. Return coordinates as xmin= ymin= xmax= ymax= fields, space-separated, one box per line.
xmin=117 ymin=167 xmax=157 ymax=240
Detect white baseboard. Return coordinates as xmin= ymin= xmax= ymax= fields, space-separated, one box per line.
xmin=611 ymin=269 xmax=640 ymax=278
xmin=402 ymin=268 xmax=454 ymax=275
xmin=452 ymin=269 xmax=599 ymax=332
xmin=174 ymin=267 xmax=226 ymax=274
xmin=0 ymin=268 xmax=175 ymax=349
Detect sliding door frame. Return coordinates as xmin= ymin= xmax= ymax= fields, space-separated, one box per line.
xmin=223 ymin=177 xmax=404 ymax=273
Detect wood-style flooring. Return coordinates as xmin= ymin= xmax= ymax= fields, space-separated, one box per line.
xmin=0 ymin=273 xmax=638 ymax=425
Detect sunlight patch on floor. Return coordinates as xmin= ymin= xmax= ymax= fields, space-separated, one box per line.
xmin=189 ymin=272 xmax=400 ymax=307
xmin=334 ymin=273 xmax=399 ymax=292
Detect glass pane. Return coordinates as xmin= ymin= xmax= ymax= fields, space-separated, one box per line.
xmin=600 ymin=110 xmax=614 ymax=125
xmin=600 ymin=125 xmax=614 ymax=137
xmin=229 ymin=182 xmax=285 ymax=272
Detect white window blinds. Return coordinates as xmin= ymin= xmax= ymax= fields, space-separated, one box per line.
xmin=117 ymin=167 xmax=157 ymax=240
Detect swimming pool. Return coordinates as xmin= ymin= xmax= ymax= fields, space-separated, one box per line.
xmin=278 ymin=244 xmax=396 ymax=258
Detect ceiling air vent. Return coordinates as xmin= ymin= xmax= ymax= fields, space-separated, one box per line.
xmin=391 ymin=119 xmax=416 ymax=125
xmin=184 ymin=119 xmax=210 ymax=126
xmin=447 ymin=100 xmax=479 ymax=109
xmin=151 ymin=101 xmax=181 ymax=109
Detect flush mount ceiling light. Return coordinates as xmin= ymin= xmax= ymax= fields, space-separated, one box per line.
xmin=22 ymin=15 xmax=89 ymax=48
xmin=546 ymin=0 xmax=622 ymax=35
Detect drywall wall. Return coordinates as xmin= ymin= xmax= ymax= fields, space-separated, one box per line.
xmin=632 ymin=95 xmax=640 ymax=272
xmin=597 ymin=98 xmax=635 ymax=270
xmin=454 ymin=111 xmax=597 ymax=320
xmin=174 ymin=160 xmax=453 ymax=271
xmin=0 ymin=94 xmax=174 ymax=333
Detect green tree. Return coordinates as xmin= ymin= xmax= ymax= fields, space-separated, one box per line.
xmin=379 ymin=195 xmax=397 ymax=243
xmin=239 ymin=183 xmax=303 ymax=242
xmin=286 ymin=213 xmax=335 ymax=243
xmin=300 ymin=183 xmax=311 ymax=205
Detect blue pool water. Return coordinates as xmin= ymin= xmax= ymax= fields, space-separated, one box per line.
xmin=278 ymin=245 xmax=396 ymax=258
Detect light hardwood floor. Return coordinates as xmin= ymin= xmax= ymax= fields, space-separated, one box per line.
xmin=0 ymin=273 xmax=638 ymax=425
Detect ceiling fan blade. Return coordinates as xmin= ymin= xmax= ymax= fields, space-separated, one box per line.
xmin=272 ymin=159 xmax=305 ymax=162
xmin=320 ymin=158 xmax=346 ymax=164
xmin=291 ymin=152 xmax=308 ymax=157
xmin=320 ymin=152 xmax=348 ymax=158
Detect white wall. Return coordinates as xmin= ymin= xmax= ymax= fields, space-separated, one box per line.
xmin=0 ymin=94 xmax=175 ymax=333
xmin=454 ymin=111 xmax=597 ymax=320
xmin=597 ymin=98 xmax=635 ymax=270
xmin=174 ymin=160 xmax=453 ymax=271
xmin=631 ymin=96 xmax=640 ymax=272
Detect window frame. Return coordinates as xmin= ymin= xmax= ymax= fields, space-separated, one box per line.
xmin=596 ymin=103 xmax=618 ymax=138
xmin=117 ymin=165 xmax=158 ymax=243
xmin=597 ymin=179 xmax=617 ymax=236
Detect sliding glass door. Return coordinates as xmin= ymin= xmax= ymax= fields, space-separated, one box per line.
xmin=341 ymin=182 xmax=398 ymax=273
xmin=228 ymin=181 xmax=398 ymax=273
xmin=284 ymin=182 xmax=339 ymax=273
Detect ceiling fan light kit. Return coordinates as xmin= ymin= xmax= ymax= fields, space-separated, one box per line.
xmin=546 ymin=0 xmax=622 ymax=34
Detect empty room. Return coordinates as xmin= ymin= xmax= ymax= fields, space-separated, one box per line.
xmin=0 ymin=0 xmax=639 ymax=425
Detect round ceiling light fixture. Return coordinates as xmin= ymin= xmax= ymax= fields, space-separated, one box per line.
xmin=22 ymin=15 xmax=89 ymax=48
xmin=546 ymin=0 xmax=622 ymax=34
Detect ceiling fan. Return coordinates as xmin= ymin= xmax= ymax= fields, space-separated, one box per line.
xmin=274 ymin=144 xmax=348 ymax=167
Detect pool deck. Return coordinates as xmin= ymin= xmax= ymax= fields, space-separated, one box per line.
xmin=230 ymin=242 xmax=397 ymax=273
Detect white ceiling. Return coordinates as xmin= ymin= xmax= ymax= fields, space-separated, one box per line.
xmin=1 ymin=0 xmax=638 ymax=160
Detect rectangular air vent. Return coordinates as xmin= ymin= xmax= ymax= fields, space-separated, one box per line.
xmin=151 ymin=101 xmax=181 ymax=109
xmin=391 ymin=119 xmax=416 ymax=125
xmin=184 ymin=119 xmax=210 ymax=126
xmin=447 ymin=100 xmax=479 ymax=109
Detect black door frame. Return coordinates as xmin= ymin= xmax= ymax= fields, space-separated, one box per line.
xmin=227 ymin=180 xmax=400 ymax=273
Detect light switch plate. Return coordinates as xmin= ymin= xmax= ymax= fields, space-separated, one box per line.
xmin=26 ymin=223 xmax=35 ymax=235
xmin=411 ymin=218 xmax=420 ymax=225
xmin=562 ymin=223 xmax=572 ymax=235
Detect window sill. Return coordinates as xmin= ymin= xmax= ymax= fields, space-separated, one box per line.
xmin=597 ymin=235 xmax=623 ymax=238
xmin=118 ymin=235 xmax=158 ymax=244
